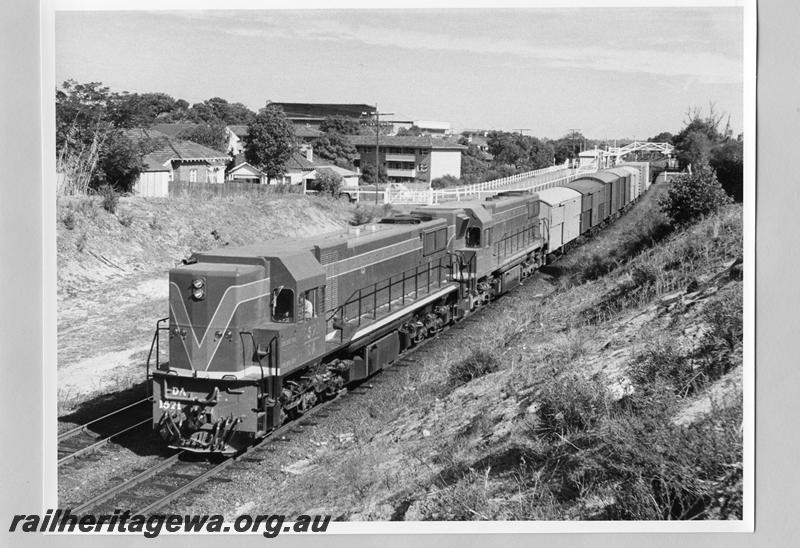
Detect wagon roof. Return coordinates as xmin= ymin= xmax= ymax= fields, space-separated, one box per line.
xmin=535 ymin=187 xmax=582 ymax=205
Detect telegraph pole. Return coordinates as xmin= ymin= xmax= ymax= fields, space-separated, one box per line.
xmin=362 ymin=104 xmax=394 ymax=205
xmin=568 ymin=128 xmax=580 ymax=167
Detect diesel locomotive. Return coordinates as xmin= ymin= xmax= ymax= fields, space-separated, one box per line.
xmin=148 ymin=164 xmax=650 ymax=454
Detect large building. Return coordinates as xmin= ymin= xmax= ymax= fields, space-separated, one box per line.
xmin=349 ymin=135 xmax=465 ymax=185
xmin=266 ymin=102 xmax=376 ymax=127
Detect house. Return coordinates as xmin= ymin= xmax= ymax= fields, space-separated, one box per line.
xmin=303 ymin=165 xmax=360 ymax=190
xmin=227 ymin=161 xmax=267 ymax=185
xmin=132 ymin=139 xmax=230 ymax=196
xmin=412 ymin=120 xmax=452 ymax=136
xmin=226 ymin=124 xmax=321 ymax=156
xmin=348 ymin=135 xmax=466 ymax=184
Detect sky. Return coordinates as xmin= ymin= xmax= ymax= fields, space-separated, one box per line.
xmin=54 ymin=6 xmax=745 ymax=140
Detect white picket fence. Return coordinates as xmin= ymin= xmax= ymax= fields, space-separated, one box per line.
xmin=385 ymin=161 xmax=576 ymax=205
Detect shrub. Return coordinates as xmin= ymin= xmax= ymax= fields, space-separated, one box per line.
xmin=117 ymin=210 xmax=134 ymax=227
xmin=149 ymin=216 xmax=160 ymax=230
xmin=350 ymin=205 xmax=375 ymax=226
xmin=61 ymin=210 xmax=76 ymax=230
xmin=535 ymin=373 xmax=609 ymax=436
xmin=447 ymin=349 xmax=500 ymax=388
xmin=314 ymin=170 xmax=343 ymax=196
xmin=98 ymin=184 xmax=119 ymax=214
xmin=76 ymin=232 xmax=87 ymax=252
xmin=658 ymin=164 xmax=732 ymax=226
xmin=431 ymin=175 xmax=462 ymax=189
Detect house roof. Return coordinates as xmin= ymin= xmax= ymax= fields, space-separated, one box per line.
xmin=149 ymin=123 xmax=199 ymax=137
xmin=306 ymin=165 xmax=358 ymax=179
xmin=141 ymin=139 xmax=230 ymax=172
xmin=285 ymin=152 xmax=326 ymax=171
xmin=268 ymin=102 xmax=375 ymax=119
xmin=348 ymin=135 xmax=466 ymax=150
xmin=123 ymin=127 xmax=171 ymax=141
xmin=229 ymin=162 xmax=266 ymax=176
xmin=227 ymin=125 xmax=249 ymax=137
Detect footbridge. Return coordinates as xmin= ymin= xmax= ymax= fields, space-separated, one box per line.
xmin=383 ymin=162 xmax=578 ymax=206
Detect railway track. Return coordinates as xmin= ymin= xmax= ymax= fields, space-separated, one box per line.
xmin=58 ymin=396 xmax=153 ymax=467
xmin=69 ymin=307 xmax=491 ymax=516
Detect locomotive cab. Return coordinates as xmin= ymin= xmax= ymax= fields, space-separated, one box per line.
xmin=151 ymin=245 xmax=327 ymax=454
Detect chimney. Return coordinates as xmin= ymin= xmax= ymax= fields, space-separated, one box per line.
xmin=306 ymin=147 xmax=313 ymax=162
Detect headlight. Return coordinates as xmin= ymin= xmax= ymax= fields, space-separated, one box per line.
xmin=192 ymin=278 xmax=205 ymax=289
xmin=192 ymin=287 xmax=206 ymax=300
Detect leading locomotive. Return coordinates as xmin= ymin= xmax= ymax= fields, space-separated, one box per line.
xmin=149 ymin=164 xmax=648 ymax=454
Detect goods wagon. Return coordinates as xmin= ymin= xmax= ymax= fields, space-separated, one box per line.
xmin=536 ymin=187 xmax=582 ymax=253
xmin=564 ymin=178 xmax=607 ymax=232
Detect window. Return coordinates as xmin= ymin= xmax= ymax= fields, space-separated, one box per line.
xmin=300 ymin=288 xmax=319 ymax=321
xmin=189 ymin=168 xmax=197 ymax=183
xmin=484 ymin=228 xmax=492 ymax=247
xmin=466 ymin=227 xmax=481 ymax=248
xmin=272 ymin=288 xmax=294 ymax=322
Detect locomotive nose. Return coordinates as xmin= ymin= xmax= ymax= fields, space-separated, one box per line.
xmin=167 ymin=263 xmax=269 ymax=373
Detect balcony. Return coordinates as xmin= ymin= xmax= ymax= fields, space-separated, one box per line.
xmin=386 ymin=168 xmax=417 ymax=178
xmin=385 ymin=153 xmax=417 ymax=162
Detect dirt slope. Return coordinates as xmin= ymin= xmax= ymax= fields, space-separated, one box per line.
xmin=57 ymin=193 xmax=357 ymax=411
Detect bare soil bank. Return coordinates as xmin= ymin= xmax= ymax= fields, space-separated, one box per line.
xmin=57 ymin=193 xmax=356 ymax=412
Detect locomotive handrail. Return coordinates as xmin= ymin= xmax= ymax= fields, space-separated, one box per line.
xmin=326 ymin=257 xmax=452 ymax=341
xmin=146 ymin=317 xmax=171 ymax=395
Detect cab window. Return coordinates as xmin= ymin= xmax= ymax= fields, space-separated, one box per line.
xmin=300 ymin=288 xmax=319 ymax=321
xmin=466 ymin=227 xmax=481 ymax=247
xmin=272 ymin=288 xmax=294 ymax=322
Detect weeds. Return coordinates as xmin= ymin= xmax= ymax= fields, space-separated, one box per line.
xmin=148 ymin=216 xmax=160 ymax=230
xmin=446 ymin=349 xmax=500 ymax=389
xmin=350 ymin=205 xmax=375 ymax=226
xmin=98 ymin=184 xmax=119 ymax=214
xmin=117 ymin=210 xmax=134 ymax=227
xmin=75 ymin=232 xmax=87 ymax=252
xmin=61 ymin=210 xmax=76 ymax=230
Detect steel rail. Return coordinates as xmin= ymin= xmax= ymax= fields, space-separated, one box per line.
xmin=59 ymin=396 xmax=153 ymax=441
xmin=58 ymin=418 xmax=152 ymax=467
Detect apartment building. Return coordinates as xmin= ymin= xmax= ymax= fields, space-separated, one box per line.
xmin=349 ymin=135 xmax=465 ymax=185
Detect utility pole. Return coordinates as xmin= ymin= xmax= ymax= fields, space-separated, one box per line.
xmin=568 ymin=128 xmax=580 ymax=168
xmin=362 ymin=104 xmax=394 ymax=205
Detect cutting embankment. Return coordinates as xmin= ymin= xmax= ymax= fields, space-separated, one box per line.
xmin=57 ymin=193 xmax=358 ymax=413
xmin=178 ymin=182 xmax=743 ymax=522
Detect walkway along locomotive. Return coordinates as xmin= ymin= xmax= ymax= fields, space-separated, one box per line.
xmin=148 ymin=165 xmax=649 ymax=454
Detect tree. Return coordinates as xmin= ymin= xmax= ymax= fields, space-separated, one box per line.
xmin=431 ymin=175 xmax=462 ymax=189
xmin=397 ymin=125 xmax=425 ymax=137
xmin=359 ymin=162 xmax=388 ymax=186
xmin=319 ymin=115 xmax=360 ymax=135
xmin=92 ymin=131 xmax=143 ymax=192
xmin=176 ymin=124 xmax=228 ymax=152
xmin=487 ymin=131 xmax=554 ymax=171
xmin=244 ymin=105 xmax=296 ymax=181
xmin=710 ymin=138 xmax=744 ymax=202
xmin=314 ymin=169 xmax=343 ymax=196
xmin=460 ymin=145 xmax=491 ymax=185
xmin=313 ymin=116 xmax=359 ymax=169
xmin=188 ymin=97 xmax=256 ymax=125
xmin=649 ymin=131 xmax=674 ymax=144
xmin=658 ymin=164 xmax=732 ymax=225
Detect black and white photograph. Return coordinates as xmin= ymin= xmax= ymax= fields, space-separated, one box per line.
xmin=11 ymin=0 xmax=758 ymax=539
